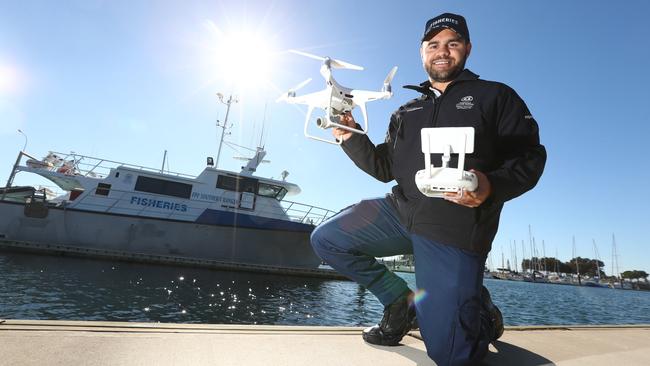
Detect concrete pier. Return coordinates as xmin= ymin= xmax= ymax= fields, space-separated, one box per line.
xmin=1 ymin=320 xmax=648 ymax=365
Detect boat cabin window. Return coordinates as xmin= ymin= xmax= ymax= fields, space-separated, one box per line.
xmin=134 ymin=176 xmax=192 ymax=199
xmin=216 ymin=175 xmax=259 ymax=194
xmin=95 ymin=183 xmax=111 ymax=196
xmin=258 ymin=182 xmax=288 ymax=201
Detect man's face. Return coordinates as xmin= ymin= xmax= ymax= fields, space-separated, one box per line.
xmin=420 ymin=28 xmax=472 ymax=83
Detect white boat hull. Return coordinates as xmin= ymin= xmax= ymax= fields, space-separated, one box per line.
xmin=0 ymin=201 xmax=322 ymax=269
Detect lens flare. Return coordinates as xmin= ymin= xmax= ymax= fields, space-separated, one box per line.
xmin=413 ymin=288 xmax=428 ymax=305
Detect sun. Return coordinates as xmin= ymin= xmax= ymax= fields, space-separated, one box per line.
xmin=204 ymin=21 xmax=278 ymax=90
xmin=0 ymin=62 xmax=20 ymax=96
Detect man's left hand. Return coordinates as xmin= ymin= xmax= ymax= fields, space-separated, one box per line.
xmin=444 ymin=170 xmax=491 ymax=208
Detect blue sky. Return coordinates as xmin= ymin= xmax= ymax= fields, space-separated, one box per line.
xmin=1 ymin=0 xmax=649 ymax=274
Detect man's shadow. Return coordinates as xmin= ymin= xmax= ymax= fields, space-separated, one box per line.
xmin=366 ymin=336 xmax=555 ymax=366
xmin=481 ymin=340 xmax=555 ymax=366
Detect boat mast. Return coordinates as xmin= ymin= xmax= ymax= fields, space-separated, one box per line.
xmin=521 ymin=240 xmax=526 ymax=274
xmin=487 ymin=252 xmax=493 ymax=273
xmin=160 ymin=150 xmax=168 ymax=173
xmin=612 ymin=233 xmax=620 ymax=284
xmin=513 ymin=239 xmax=518 ymax=273
xmin=532 ymin=237 xmax=539 ymax=273
xmin=592 ymin=239 xmax=602 ymax=282
xmin=18 ymin=129 xmax=28 ymax=152
xmin=542 ymin=240 xmax=547 ymax=273
xmin=215 ymin=93 xmax=238 ymax=169
xmin=501 ymin=249 xmax=505 ymax=272
xmin=528 ymin=225 xmax=535 ymax=278
xmin=573 ymin=236 xmax=581 ymax=285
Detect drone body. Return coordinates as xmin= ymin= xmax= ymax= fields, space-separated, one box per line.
xmin=277 ymin=50 xmax=397 ymax=145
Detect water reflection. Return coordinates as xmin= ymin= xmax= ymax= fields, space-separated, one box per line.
xmin=1 ymin=252 xmax=649 ymax=326
xmin=0 ymin=252 xmax=385 ymax=325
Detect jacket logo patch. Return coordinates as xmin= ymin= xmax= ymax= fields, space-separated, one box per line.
xmin=456 ymin=95 xmax=474 ymax=110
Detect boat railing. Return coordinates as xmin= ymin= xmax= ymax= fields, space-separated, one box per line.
xmin=63 ymin=187 xmax=338 ymax=226
xmin=57 ymin=151 xmax=197 ymax=179
xmin=17 ymin=150 xmax=196 ymax=180
xmin=5 ymin=150 xmax=338 ymax=226
xmin=279 ymin=200 xmax=338 ymax=226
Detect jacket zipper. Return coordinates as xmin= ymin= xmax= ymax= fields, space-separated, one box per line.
xmin=431 ymin=81 xmax=460 ymax=126
xmin=406 ymin=82 xmax=462 ymax=231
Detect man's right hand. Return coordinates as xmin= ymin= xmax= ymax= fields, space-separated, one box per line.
xmin=333 ymin=112 xmax=356 ymax=142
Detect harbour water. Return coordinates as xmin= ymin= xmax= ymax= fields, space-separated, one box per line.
xmin=1 ymin=252 xmax=649 ymax=326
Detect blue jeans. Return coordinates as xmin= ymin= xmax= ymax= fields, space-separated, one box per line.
xmin=311 ymin=197 xmax=491 ymax=366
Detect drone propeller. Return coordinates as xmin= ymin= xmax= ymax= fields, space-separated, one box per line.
xmin=291 ymin=78 xmax=312 ymax=93
xmin=289 ymin=49 xmax=325 ymax=62
xmin=289 ymin=49 xmax=364 ymax=71
xmin=384 ymin=66 xmax=398 ymax=85
xmin=276 ymin=78 xmax=312 ymax=102
xmin=383 ymin=66 xmax=398 ymax=93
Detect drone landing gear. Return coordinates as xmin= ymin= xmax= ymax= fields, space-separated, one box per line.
xmin=305 ymin=109 xmax=368 ymax=145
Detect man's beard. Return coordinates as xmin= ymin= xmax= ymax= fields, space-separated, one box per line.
xmin=424 ymin=56 xmax=467 ymax=83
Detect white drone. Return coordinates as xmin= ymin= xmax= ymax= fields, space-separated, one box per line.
xmin=415 ymin=127 xmax=478 ymax=198
xmin=277 ymin=50 xmax=397 ymax=145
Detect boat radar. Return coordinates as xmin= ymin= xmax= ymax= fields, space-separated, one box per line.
xmin=414 ymin=127 xmax=478 ymax=198
xmin=235 ymin=146 xmax=270 ymax=176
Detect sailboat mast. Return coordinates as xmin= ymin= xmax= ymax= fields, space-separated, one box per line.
xmin=513 ymin=239 xmax=518 ymax=273
xmin=528 ymin=224 xmax=536 ymax=273
xmin=542 ymin=240 xmax=547 ymax=273
xmin=612 ymin=233 xmax=620 ymax=281
xmin=573 ymin=235 xmax=581 ymax=285
xmin=533 ymin=236 xmax=539 ymax=272
xmin=501 ymin=249 xmax=505 ymax=272
xmin=521 ymin=240 xmax=526 ymax=274
xmin=592 ymin=239 xmax=601 ymax=281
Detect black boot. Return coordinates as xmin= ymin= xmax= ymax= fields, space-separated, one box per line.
xmin=363 ymin=293 xmax=416 ymax=346
xmin=481 ymin=286 xmax=504 ymax=342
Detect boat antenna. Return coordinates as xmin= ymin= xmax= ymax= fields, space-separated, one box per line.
xmin=259 ymin=102 xmax=268 ymax=148
xmin=216 ymin=92 xmax=238 ymax=169
xmin=161 ymin=150 xmax=167 ymax=173
xmin=17 ymin=129 xmax=28 ymax=152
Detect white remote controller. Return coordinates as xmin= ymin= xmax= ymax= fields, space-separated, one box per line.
xmin=414 ymin=127 xmax=477 ymax=198
xmin=415 ymin=168 xmax=477 ymax=198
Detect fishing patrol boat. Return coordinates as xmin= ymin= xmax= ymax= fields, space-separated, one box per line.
xmin=0 ymin=148 xmax=338 ymax=276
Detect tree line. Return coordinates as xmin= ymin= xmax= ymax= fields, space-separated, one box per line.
xmin=403 ymin=254 xmax=649 ymax=280
xmin=519 ymin=257 xmax=648 ymax=279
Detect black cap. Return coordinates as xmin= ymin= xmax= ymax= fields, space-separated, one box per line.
xmin=422 ymin=13 xmax=470 ymax=42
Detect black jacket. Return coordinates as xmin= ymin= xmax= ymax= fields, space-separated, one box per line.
xmin=341 ymin=69 xmax=546 ymax=254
